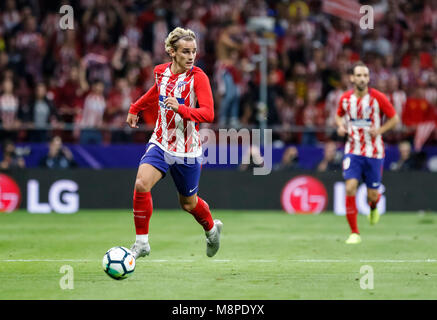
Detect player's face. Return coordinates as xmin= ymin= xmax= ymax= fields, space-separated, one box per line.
xmin=172 ymin=39 xmax=197 ymax=72
xmin=351 ymin=66 xmax=370 ymax=92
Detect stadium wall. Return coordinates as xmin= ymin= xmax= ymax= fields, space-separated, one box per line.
xmin=2 ymin=169 xmax=436 ymax=213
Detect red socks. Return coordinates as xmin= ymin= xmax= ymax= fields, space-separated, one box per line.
xmin=133 ymin=190 xmax=153 ymax=235
xmin=133 ymin=191 xmax=213 ymax=235
xmin=368 ymin=193 xmax=381 ymax=210
xmin=188 ymin=197 xmax=214 ymax=232
xmin=346 ymin=195 xmax=359 ymax=234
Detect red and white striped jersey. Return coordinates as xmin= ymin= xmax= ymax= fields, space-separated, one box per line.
xmin=337 ymin=88 xmax=396 ymax=159
xmin=129 ymin=62 xmax=214 ymax=157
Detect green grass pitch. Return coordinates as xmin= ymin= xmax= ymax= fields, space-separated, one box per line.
xmin=0 ymin=209 xmax=436 ymax=300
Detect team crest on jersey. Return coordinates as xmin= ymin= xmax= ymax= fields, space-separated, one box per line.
xmin=177 ymin=81 xmax=188 ymax=93
xmin=364 ymin=105 xmax=372 ymax=117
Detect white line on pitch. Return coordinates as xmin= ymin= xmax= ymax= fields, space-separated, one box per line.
xmin=1 ymin=259 xmax=436 ymax=263
xmin=1 ymin=259 xmax=94 ymax=262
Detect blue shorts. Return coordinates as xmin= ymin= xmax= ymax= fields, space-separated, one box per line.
xmin=139 ymin=143 xmax=202 ymax=197
xmin=342 ymin=154 xmax=384 ymax=189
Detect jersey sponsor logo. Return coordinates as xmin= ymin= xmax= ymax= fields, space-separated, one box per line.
xmin=350 ymin=118 xmax=372 ymax=127
xmin=158 ymin=95 xmax=185 ymax=110
xmin=281 ymin=176 xmax=328 ymax=214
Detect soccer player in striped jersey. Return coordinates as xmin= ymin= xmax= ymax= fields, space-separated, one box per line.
xmin=126 ymin=27 xmax=222 ymax=258
xmin=335 ymin=61 xmax=400 ymax=244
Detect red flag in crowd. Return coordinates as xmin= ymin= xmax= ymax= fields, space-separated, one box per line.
xmin=322 ymin=0 xmax=385 ymax=25
xmin=414 ymin=121 xmax=436 ymax=151
xmin=322 ymin=0 xmax=362 ymax=25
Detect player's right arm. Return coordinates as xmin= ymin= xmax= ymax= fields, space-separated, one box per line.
xmin=126 ymin=82 xmax=159 ymax=128
xmin=335 ymin=95 xmax=347 ymax=137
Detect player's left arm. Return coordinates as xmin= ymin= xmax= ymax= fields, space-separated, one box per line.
xmin=335 ymin=96 xmax=347 ymax=137
xmin=165 ymin=71 xmax=214 ymax=123
xmin=369 ymin=91 xmax=400 ymax=138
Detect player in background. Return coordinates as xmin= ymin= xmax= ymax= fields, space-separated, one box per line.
xmin=126 ymin=27 xmax=223 ymax=259
xmin=335 ymin=61 xmax=399 ymax=244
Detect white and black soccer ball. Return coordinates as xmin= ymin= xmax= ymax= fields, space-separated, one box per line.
xmin=102 ymin=246 xmax=135 ymax=280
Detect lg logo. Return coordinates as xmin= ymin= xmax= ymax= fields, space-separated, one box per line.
xmin=27 ymin=180 xmax=79 ymax=214
xmin=0 ymin=174 xmax=21 ymax=213
xmin=281 ymin=176 xmax=328 ymax=214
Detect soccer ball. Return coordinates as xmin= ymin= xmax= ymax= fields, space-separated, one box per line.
xmin=102 ymin=246 xmax=135 ymax=280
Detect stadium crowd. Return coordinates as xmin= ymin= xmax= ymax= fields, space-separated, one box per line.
xmin=0 ymin=0 xmax=436 ymax=147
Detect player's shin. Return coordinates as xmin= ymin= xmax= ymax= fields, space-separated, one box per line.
xmin=133 ymin=190 xmax=153 ymax=237
xmin=346 ymin=195 xmax=359 ymax=234
xmin=368 ymin=193 xmax=381 ymax=210
xmin=188 ymin=196 xmax=214 ymax=232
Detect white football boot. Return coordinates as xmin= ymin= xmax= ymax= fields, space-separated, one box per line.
xmin=130 ymin=241 xmax=150 ymax=259
xmin=205 ymin=219 xmax=223 ymax=257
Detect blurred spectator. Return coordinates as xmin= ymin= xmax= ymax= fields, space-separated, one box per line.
xmin=266 ymin=53 xmax=285 ymax=126
xmin=275 ymin=80 xmax=302 ymax=144
xmin=216 ymin=21 xmax=244 ymax=127
xmin=362 ymin=27 xmax=392 ymax=57
xmin=39 ymin=136 xmax=76 ymax=169
xmin=399 ymin=55 xmax=428 ymax=90
xmin=1 ymin=0 xmax=21 ymax=34
xmin=0 ymin=53 xmax=10 ymax=76
xmin=386 ymin=75 xmax=407 ymax=127
xmin=0 ymin=140 xmax=26 ymax=169
xmin=325 ymin=72 xmax=350 ymax=129
xmin=369 ymin=55 xmax=391 ymax=84
xmin=20 ymin=82 xmax=60 ymax=142
xmin=79 ymin=80 xmax=106 ymax=144
xmin=105 ymin=77 xmax=143 ymax=142
xmin=0 ymin=78 xmax=20 ymax=140
xmin=217 ymin=49 xmax=242 ymax=127
xmin=402 ymin=87 xmax=434 ymax=128
xmin=273 ymin=146 xmax=300 ymax=171
xmin=15 ymin=15 xmax=45 ymax=82
xmin=316 ymin=141 xmax=342 ymax=172
xmin=54 ymin=65 xmax=88 ymax=125
xmin=239 ymin=144 xmax=265 ymax=172
xmin=301 ymin=88 xmax=324 ymax=145
xmin=424 ymin=72 xmax=437 ymax=108
xmin=106 ymin=77 xmax=132 ymax=124
xmin=390 ymin=140 xmax=420 ymax=171
xmin=53 ymin=29 xmax=82 ymax=86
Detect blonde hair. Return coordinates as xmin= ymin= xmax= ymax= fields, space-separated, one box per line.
xmin=164 ymin=27 xmax=196 ymax=55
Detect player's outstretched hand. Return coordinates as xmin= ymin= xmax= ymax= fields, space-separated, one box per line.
xmin=126 ymin=113 xmax=139 ymax=128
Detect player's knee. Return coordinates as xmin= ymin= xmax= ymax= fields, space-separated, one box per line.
xmin=180 ymin=199 xmax=196 ymax=212
xmin=345 ymin=186 xmax=357 ymax=196
xmin=134 ymin=178 xmax=152 ymax=193
xmin=367 ymin=191 xmax=379 ymax=202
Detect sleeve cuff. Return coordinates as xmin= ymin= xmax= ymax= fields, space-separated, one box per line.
xmin=128 ymin=105 xmax=139 ymax=115
xmin=177 ymin=105 xmax=189 ymax=118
